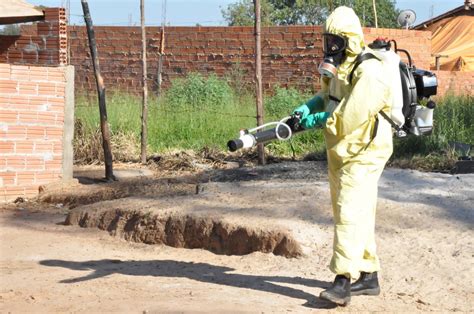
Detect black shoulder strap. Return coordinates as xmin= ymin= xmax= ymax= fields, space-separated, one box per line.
xmin=379 ymin=110 xmax=401 ymax=131
xmin=348 ymin=52 xmax=387 ymax=149
xmin=329 ymin=95 xmax=341 ymax=103
xmin=349 ymin=52 xmax=379 ymax=84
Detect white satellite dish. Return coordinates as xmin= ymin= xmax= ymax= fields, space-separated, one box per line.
xmin=397 ymin=9 xmax=417 ymax=29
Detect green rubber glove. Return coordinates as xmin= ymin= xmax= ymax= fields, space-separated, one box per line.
xmin=300 ymin=112 xmax=330 ymax=129
xmin=292 ymin=95 xmax=324 ymax=119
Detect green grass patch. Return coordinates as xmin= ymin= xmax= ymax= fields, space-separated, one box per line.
xmin=75 ymin=73 xmax=473 ymax=171
xmin=392 ymin=94 xmax=473 ymax=158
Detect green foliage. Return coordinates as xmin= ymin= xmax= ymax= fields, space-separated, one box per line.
xmin=0 ymin=24 xmax=21 ymax=35
xmin=164 ymin=73 xmax=235 ymax=110
xmin=75 ymin=74 xmax=256 ymax=154
xmin=263 ymin=86 xmax=325 ymax=157
xmin=222 ymin=0 xmax=399 ymax=27
xmin=221 ymin=0 xmax=275 ymax=26
xmin=225 ymin=62 xmax=252 ymax=97
xmin=331 ymin=0 xmax=399 ymax=28
xmin=75 ymin=72 xmax=473 ymax=171
xmin=265 ymin=86 xmax=309 ymax=117
xmin=270 ymin=0 xmax=327 ymax=25
xmin=393 ymin=94 xmax=474 ymax=158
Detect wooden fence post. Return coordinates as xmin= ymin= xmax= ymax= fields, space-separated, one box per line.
xmin=81 ymin=0 xmax=115 ymax=181
xmin=140 ymin=0 xmax=148 ymax=164
xmin=254 ymin=0 xmax=265 ymax=165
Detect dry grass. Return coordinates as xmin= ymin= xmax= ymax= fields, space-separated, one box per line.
xmin=74 ymin=119 xmax=140 ymax=164
xmin=388 ymin=150 xmax=458 ymax=173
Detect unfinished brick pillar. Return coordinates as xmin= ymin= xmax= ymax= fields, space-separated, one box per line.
xmin=0 ymin=8 xmax=74 ymax=202
xmin=0 ymin=8 xmax=67 ymax=66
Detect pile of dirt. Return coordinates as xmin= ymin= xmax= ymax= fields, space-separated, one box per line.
xmin=65 ymin=208 xmax=302 ymax=258
xmin=38 ymin=176 xmax=198 ymax=208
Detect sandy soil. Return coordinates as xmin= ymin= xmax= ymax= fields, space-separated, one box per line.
xmin=1 ymin=161 xmax=473 ymax=312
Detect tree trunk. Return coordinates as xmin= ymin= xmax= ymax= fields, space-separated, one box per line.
xmin=81 ymin=0 xmax=115 ymax=181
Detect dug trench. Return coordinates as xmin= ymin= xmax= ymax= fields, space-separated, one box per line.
xmin=65 ymin=208 xmax=303 ymax=258
xmin=42 ymin=162 xmax=330 ymax=259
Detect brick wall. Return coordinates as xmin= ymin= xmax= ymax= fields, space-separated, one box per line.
xmin=0 ymin=8 xmax=67 ymax=66
xmin=0 ymin=64 xmax=69 ymax=202
xmin=69 ymin=25 xmax=433 ymax=94
xmin=434 ymin=71 xmax=474 ymax=96
xmin=0 ymin=8 xmax=73 ymax=203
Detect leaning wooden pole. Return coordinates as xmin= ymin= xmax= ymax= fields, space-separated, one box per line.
xmin=81 ymin=0 xmax=115 ymax=181
xmin=140 ymin=0 xmax=148 ymax=164
xmin=254 ymin=0 xmax=265 ymax=165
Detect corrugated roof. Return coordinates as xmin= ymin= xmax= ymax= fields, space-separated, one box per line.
xmin=0 ymin=0 xmax=44 ymax=25
xmin=414 ymin=1 xmax=473 ymax=29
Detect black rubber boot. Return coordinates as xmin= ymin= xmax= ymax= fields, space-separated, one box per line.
xmin=319 ymin=275 xmax=351 ymax=306
xmin=351 ymin=271 xmax=381 ymax=296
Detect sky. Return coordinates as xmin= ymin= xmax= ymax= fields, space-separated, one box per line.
xmin=26 ymin=0 xmax=462 ymax=27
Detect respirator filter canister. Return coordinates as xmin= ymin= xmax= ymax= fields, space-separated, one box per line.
xmin=318 ymin=33 xmax=347 ymax=78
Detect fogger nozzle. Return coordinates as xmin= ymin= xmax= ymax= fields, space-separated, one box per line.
xmin=227 ymin=139 xmax=244 ymax=152
xmin=227 ymin=115 xmax=303 ymax=152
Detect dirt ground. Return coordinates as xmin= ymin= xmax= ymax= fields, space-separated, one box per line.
xmin=1 ymin=161 xmax=473 ymax=312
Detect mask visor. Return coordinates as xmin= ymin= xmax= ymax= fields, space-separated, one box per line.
xmin=322 ymin=33 xmax=347 ymax=55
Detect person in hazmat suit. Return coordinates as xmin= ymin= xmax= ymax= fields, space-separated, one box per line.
xmin=292 ymin=6 xmax=394 ymax=306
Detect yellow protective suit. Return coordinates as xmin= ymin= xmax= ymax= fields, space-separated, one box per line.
xmin=315 ymin=7 xmax=394 ymax=280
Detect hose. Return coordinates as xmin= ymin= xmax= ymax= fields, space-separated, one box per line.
xmin=247 ymin=116 xmax=293 ymax=141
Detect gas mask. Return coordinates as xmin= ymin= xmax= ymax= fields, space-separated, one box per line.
xmin=318 ymin=33 xmax=348 ymax=78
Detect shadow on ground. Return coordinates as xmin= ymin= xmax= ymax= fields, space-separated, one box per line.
xmin=40 ymin=258 xmax=336 ymax=309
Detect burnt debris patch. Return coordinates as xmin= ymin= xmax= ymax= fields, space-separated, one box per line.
xmin=65 ymin=209 xmax=303 ymax=258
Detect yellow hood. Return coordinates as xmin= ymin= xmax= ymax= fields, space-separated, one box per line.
xmin=324 ymin=6 xmax=365 ymax=80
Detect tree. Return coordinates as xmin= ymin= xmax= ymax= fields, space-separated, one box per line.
xmin=330 ymin=0 xmax=399 ymax=28
xmin=0 ymin=24 xmax=21 ymax=35
xmin=222 ymin=0 xmax=399 ymax=28
xmin=221 ymin=0 xmax=275 ymax=26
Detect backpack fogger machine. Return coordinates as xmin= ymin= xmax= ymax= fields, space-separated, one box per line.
xmin=369 ymin=38 xmax=438 ymax=137
xmin=227 ymin=38 xmax=438 ymax=152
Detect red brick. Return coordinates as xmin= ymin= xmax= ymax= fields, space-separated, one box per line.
xmin=36 ymin=171 xmax=60 ymax=183
xmin=0 ymin=126 xmax=27 ymax=140
xmin=0 ymin=172 xmax=16 ymax=186
xmin=0 ymin=110 xmax=18 ymax=123
xmin=38 ymin=82 xmax=57 ymax=96
xmin=16 ymin=171 xmax=36 ymax=185
xmin=18 ymin=112 xmax=38 ymax=124
xmin=26 ymin=126 xmax=46 ymax=139
xmin=29 ymin=67 xmax=50 ymax=81
xmin=0 ymin=141 xmax=15 ymax=153
xmin=10 ymin=65 xmax=30 ymax=81
xmin=34 ymin=142 xmax=53 ymax=153
xmin=26 ymin=157 xmax=45 ymax=170
xmin=45 ymin=127 xmax=63 ymax=139
xmin=18 ymin=82 xmax=38 ymax=95
xmin=0 ymin=96 xmax=9 ymax=105
xmin=24 ymin=186 xmax=40 ymax=198
xmin=52 ymin=143 xmax=63 ymax=154
xmin=7 ymin=95 xmax=30 ymax=106
xmin=29 ymin=96 xmax=50 ymax=108
xmin=6 ymin=156 xmax=26 ymax=169
xmin=45 ymin=158 xmax=62 ymax=170
xmin=0 ymin=80 xmax=19 ymax=94
xmin=2 ymin=187 xmax=26 ymax=196
xmin=36 ymin=112 xmax=57 ymax=125
xmin=15 ymin=140 xmax=35 ymax=154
